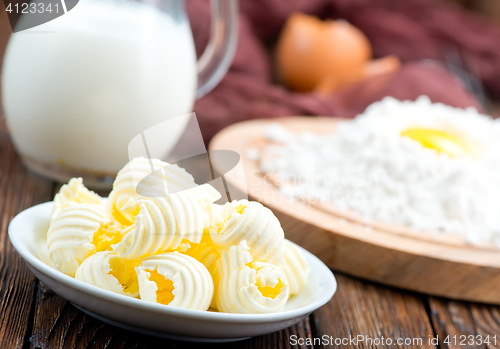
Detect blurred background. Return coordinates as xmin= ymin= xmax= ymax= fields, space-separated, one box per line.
xmin=1 ymin=0 xmax=500 ymax=145
xmin=186 ymin=0 xmax=500 ymax=142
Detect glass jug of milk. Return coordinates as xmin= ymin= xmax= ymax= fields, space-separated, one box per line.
xmin=2 ymin=0 xmax=237 ymax=187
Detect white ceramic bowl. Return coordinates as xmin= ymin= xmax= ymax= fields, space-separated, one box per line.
xmin=9 ymin=201 xmax=337 ymax=342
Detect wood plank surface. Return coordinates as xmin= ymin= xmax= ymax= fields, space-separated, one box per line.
xmin=429 ymin=297 xmax=482 ymax=349
xmin=29 ymin=285 xmax=315 ymax=349
xmin=311 ymin=273 xmax=436 ymax=349
xmin=429 ymin=297 xmax=500 ymax=349
xmin=0 ymin=119 xmax=53 ymax=348
xmin=469 ymin=304 xmax=500 ymax=347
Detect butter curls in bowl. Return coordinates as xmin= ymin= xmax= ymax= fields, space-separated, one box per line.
xmin=45 ymin=157 xmax=310 ymax=314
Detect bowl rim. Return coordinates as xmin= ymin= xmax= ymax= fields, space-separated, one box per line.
xmin=9 ymin=201 xmax=337 ymax=324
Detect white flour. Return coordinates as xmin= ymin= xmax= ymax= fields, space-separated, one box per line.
xmin=260 ymin=96 xmax=500 ymax=246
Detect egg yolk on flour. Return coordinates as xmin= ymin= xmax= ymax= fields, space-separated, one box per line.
xmin=400 ymin=128 xmax=470 ymax=157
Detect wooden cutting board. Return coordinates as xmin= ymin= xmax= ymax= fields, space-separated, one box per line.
xmin=209 ymin=116 xmax=500 ymax=304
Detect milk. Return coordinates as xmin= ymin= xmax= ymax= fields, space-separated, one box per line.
xmin=2 ymin=0 xmax=197 ymax=176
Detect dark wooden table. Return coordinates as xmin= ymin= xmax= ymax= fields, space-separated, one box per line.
xmin=2 ymin=115 xmax=500 ymax=349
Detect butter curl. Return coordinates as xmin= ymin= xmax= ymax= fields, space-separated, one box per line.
xmin=113 ymin=184 xmax=220 ymax=259
xmin=107 ymin=157 xmax=196 ymax=225
xmin=52 ymin=178 xmax=102 ymax=220
xmin=75 ymin=251 xmax=140 ymax=297
xmin=216 ymin=241 xmax=289 ymax=313
xmin=281 ymin=240 xmax=309 ymax=296
xmin=210 ymin=200 xmax=285 ymax=265
xmin=47 ymin=204 xmax=108 ymax=276
xmin=185 ymin=242 xmax=220 ymax=309
xmin=137 ymin=252 xmax=213 ymax=310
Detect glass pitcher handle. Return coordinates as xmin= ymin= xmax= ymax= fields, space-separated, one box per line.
xmin=196 ymin=0 xmax=238 ymax=98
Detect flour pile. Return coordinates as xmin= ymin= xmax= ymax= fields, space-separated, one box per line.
xmin=260 ymin=96 xmax=500 ymax=246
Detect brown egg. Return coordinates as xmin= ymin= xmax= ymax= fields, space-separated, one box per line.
xmin=276 ymin=13 xmax=373 ymax=93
